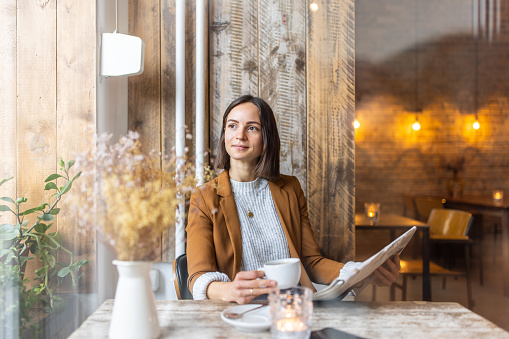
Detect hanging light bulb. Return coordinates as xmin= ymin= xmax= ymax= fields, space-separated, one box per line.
xmin=412 ymin=6 xmax=421 ymax=133
xmin=310 ymin=3 xmax=318 ymax=11
xmin=412 ymin=116 xmax=421 ymax=131
xmin=473 ymin=115 xmax=480 ymax=130
xmin=354 ymin=119 xmax=360 ymax=129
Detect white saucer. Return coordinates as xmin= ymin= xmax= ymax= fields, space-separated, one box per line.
xmin=220 ymin=304 xmax=271 ymax=333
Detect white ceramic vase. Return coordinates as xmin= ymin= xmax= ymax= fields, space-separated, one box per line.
xmin=109 ymin=260 xmax=160 ymax=339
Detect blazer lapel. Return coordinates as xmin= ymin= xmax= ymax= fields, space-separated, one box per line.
xmin=217 ymin=171 xmax=243 ymax=273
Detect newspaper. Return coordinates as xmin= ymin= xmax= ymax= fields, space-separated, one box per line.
xmin=313 ymin=226 xmax=417 ymax=301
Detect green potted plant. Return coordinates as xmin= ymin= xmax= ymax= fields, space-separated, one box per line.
xmin=0 ymin=158 xmax=89 ymax=335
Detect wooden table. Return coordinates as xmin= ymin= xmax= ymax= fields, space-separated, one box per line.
xmin=69 ymin=300 xmax=509 ymax=338
xmin=355 ymin=213 xmax=430 ymax=301
xmin=423 ymin=195 xmax=509 ymax=297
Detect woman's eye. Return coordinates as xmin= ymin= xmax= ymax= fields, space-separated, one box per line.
xmin=227 ymin=124 xmax=236 ymax=129
xmin=248 ymin=126 xmax=258 ymax=131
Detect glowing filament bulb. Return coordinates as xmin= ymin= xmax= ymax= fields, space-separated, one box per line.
xmin=310 ymin=3 xmax=318 ymax=11
xmin=412 ymin=120 xmax=421 ymax=131
xmin=354 ymin=120 xmax=360 ymax=129
xmin=473 ymin=120 xmax=480 ymax=130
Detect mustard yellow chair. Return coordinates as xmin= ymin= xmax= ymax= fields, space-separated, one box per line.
xmin=398 ymin=209 xmax=474 ymax=309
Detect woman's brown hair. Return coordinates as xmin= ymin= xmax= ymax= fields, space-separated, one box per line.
xmin=215 ymin=95 xmax=280 ymax=181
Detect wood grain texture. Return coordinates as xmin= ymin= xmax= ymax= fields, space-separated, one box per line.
xmin=161 ymin=0 xmax=177 ymax=263
xmin=129 ymin=0 xmax=163 ymax=260
xmin=306 ymin=0 xmax=356 ymax=262
xmin=209 ymin=0 xmax=259 ymax=158
xmin=17 ymin=0 xmax=57 ymax=286
xmin=128 ymin=0 xmax=161 ymax=154
xmin=0 ymin=0 xmax=17 ymax=225
xmin=56 ymin=0 xmax=97 ymax=291
xmin=185 ymin=0 xmax=197 ymax=156
xmin=258 ymin=0 xmax=307 ymax=189
xmin=161 ymin=0 xmax=177 ymax=158
xmin=70 ymin=300 xmax=509 ymax=338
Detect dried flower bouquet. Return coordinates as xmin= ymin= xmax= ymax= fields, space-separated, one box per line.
xmin=72 ymin=131 xmax=200 ymax=261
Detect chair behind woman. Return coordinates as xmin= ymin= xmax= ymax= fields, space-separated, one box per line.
xmin=173 ymin=253 xmax=193 ymax=300
xmin=398 ymin=209 xmax=474 ymax=309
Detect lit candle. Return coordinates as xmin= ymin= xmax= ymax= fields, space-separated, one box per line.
xmin=276 ymin=316 xmax=307 ymax=333
xmin=493 ymin=190 xmax=504 ymax=203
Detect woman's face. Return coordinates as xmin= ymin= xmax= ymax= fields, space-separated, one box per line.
xmin=224 ymin=102 xmax=263 ymax=167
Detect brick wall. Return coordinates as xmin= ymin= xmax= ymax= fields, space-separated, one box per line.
xmin=355 ymin=0 xmax=509 ymax=214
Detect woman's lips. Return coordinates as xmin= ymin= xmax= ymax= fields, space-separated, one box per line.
xmin=232 ymin=145 xmax=248 ymax=151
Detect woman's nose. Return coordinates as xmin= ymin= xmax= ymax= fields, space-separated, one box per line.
xmin=235 ymin=129 xmax=246 ymax=139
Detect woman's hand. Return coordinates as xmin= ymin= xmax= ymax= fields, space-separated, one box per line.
xmin=207 ymin=271 xmax=277 ymax=304
xmin=373 ymin=252 xmax=401 ymax=287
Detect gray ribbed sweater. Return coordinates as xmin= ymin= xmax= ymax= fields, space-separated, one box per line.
xmin=192 ymin=177 xmax=291 ymax=299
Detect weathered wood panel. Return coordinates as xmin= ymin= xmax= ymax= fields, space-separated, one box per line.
xmin=185 ymin=0 xmax=197 ymax=156
xmin=56 ymin=0 xmax=96 ymax=291
xmin=161 ymin=0 xmax=177 ymax=159
xmin=128 ymin=0 xmax=161 ymax=154
xmin=17 ymin=0 xmax=58 ymax=285
xmin=258 ymin=0 xmax=307 ymax=188
xmin=161 ymin=0 xmax=177 ymax=262
xmin=209 ymin=0 xmax=259 ymax=158
xmin=0 ymin=0 xmax=17 ymax=226
xmin=307 ymin=0 xmax=356 ymax=262
xmin=129 ymin=0 xmax=163 ymax=260
xmin=70 ymin=300 xmax=509 ymax=339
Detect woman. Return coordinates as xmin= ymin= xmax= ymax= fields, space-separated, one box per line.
xmin=186 ymin=95 xmax=400 ymax=304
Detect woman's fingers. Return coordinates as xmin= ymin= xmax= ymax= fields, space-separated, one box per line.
xmin=374 ymin=254 xmax=401 ymax=287
xmin=235 ymin=270 xmax=265 ymax=280
xmin=231 ymin=270 xmax=277 ymax=304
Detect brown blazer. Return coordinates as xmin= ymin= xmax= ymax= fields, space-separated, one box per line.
xmin=186 ymin=170 xmax=343 ymax=293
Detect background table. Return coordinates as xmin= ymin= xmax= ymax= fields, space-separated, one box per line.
xmin=69 ymin=300 xmax=508 ymax=338
xmin=355 ymin=213 xmax=430 ymax=301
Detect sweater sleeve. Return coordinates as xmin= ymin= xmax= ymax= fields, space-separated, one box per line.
xmin=186 ymin=187 xmax=220 ymax=293
xmin=192 ymin=272 xmax=231 ymax=300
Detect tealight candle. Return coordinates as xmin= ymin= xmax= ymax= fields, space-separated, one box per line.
xmin=269 ymin=287 xmax=313 ymax=339
xmin=493 ymin=189 xmax=504 ymax=204
xmin=276 ymin=316 xmax=307 ymax=333
xmin=364 ymin=202 xmax=380 ymax=225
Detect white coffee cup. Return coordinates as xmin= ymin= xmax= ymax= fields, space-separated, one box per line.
xmin=260 ymin=258 xmax=301 ymax=289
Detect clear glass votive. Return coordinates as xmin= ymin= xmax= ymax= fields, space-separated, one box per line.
xmin=269 ymin=286 xmax=313 ymax=339
xmin=364 ymin=202 xmax=380 ymax=225
xmin=493 ymin=189 xmax=504 ymax=204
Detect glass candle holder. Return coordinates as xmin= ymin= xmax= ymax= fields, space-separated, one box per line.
xmin=269 ymin=286 xmax=313 ymax=339
xmin=493 ymin=189 xmax=504 ymax=204
xmin=364 ymin=202 xmax=380 ymax=225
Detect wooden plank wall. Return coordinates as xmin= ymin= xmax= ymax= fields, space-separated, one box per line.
xmin=209 ymin=0 xmax=259 ymax=152
xmin=259 ymin=0 xmax=307 ymax=187
xmin=0 ymin=0 xmax=17 ymax=227
xmin=128 ymin=0 xmax=198 ymax=262
xmin=307 ymin=0 xmax=356 ymax=262
xmin=1 ymin=0 xmax=96 ymax=289
xmin=16 ymin=0 xmax=58 ymax=286
xmin=128 ymin=0 xmax=355 ymax=262
xmin=56 ymin=0 xmax=97 ymax=290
